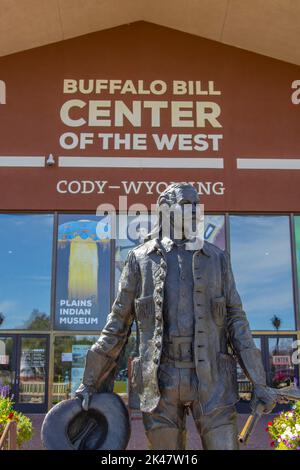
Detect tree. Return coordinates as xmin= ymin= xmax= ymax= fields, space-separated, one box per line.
xmin=271 ymin=315 xmax=282 ymax=353
xmin=23 ymin=308 xmax=50 ymax=330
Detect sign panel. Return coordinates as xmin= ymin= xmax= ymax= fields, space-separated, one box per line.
xmin=61 ymin=352 xmax=72 ymax=362
xmin=55 ymin=214 xmax=111 ymax=331
xmin=0 ymin=23 xmax=300 ymax=211
xmin=71 ymin=344 xmax=90 ymax=396
xmin=0 ymin=355 xmax=9 ymax=365
xmin=272 ymin=355 xmax=291 ymax=366
xmin=21 ymin=349 xmax=45 ymax=368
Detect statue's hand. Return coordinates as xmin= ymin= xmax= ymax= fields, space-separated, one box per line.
xmin=250 ymin=384 xmax=276 ymax=414
xmin=74 ymin=346 xmax=117 ymax=411
xmin=75 ymin=380 xmax=113 ymax=410
xmin=75 ymin=383 xmax=95 ymax=411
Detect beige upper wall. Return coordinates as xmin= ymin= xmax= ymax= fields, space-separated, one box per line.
xmin=0 ymin=0 xmax=300 ymax=64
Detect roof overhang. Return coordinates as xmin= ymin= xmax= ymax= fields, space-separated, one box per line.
xmin=1 ymin=0 xmax=300 ymax=64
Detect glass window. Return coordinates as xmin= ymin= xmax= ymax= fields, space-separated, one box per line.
xmin=53 ymin=334 xmax=137 ymax=404
xmin=55 ymin=214 xmax=111 ymax=331
xmin=0 ymin=214 xmax=53 ymax=330
xmin=268 ymin=336 xmax=298 ymax=388
xmin=19 ymin=336 xmax=47 ymax=404
xmin=0 ymin=336 xmax=15 ymax=398
xmin=294 ymin=215 xmax=300 ymax=305
xmin=53 ymin=335 xmax=98 ymax=404
xmin=237 ymin=337 xmax=262 ymax=401
xmin=230 ymin=215 xmax=295 ymax=331
xmin=115 ymin=214 xmax=155 ymax=292
xmin=204 ymin=215 xmax=226 ymax=250
xmin=114 ymin=331 xmax=137 ymax=394
xmin=115 ymin=214 xmax=225 ymax=291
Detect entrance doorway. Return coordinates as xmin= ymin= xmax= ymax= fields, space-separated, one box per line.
xmin=237 ymin=334 xmax=298 ymax=412
xmin=0 ymin=334 xmax=49 ymax=413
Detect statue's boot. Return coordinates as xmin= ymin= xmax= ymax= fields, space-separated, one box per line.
xmin=146 ymin=427 xmax=187 ymax=450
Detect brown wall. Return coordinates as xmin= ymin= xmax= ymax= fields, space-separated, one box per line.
xmin=0 ymin=22 xmax=299 ymax=211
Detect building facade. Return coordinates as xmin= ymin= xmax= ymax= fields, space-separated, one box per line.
xmin=0 ymin=22 xmax=299 ymax=413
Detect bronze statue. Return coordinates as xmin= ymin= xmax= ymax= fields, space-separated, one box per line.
xmin=76 ymin=182 xmax=276 ymax=450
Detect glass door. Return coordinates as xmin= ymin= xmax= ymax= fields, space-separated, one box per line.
xmin=0 ymin=335 xmax=17 ymax=399
xmin=236 ymin=334 xmax=299 ymax=413
xmin=15 ymin=335 xmax=49 ymax=413
xmin=0 ymin=334 xmax=49 ymax=413
xmin=267 ymin=336 xmax=298 ymax=388
xmin=237 ymin=337 xmax=262 ymax=403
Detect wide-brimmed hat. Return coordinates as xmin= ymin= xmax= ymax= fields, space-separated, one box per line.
xmin=41 ymin=393 xmax=130 ymax=450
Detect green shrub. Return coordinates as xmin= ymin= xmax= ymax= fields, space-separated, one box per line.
xmin=267 ymin=401 xmax=300 ymax=450
xmin=0 ymin=397 xmax=33 ymax=448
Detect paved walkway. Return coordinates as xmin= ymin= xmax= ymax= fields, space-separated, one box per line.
xmin=23 ymin=412 xmax=273 ymax=450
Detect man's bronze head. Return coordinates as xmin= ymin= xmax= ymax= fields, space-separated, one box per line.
xmin=147 ymin=183 xmax=203 ymax=245
xmin=157 ymin=182 xmax=199 ymax=208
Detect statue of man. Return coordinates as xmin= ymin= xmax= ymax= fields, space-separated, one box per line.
xmin=76 ymin=182 xmax=275 ymax=450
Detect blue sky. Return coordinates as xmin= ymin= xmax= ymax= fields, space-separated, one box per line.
xmin=0 ymin=214 xmax=53 ymax=329
xmin=230 ymin=215 xmax=295 ymax=330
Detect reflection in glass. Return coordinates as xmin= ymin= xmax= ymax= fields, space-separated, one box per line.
xmin=204 ymin=215 xmax=226 ymax=250
xmin=0 ymin=214 xmax=53 ymax=330
xmin=237 ymin=337 xmax=262 ymax=401
xmin=114 ymin=331 xmax=137 ymax=393
xmin=19 ymin=337 xmax=47 ymax=404
xmin=230 ymin=216 xmax=295 ymax=331
xmin=0 ymin=336 xmax=14 ymax=398
xmin=268 ymin=337 xmax=297 ymax=388
xmin=53 ymin=336 xmax=97 ymax=403
xmin=115 ymin=214 xmax=225 ymax=291
xmin=55 ymin=214 xmax=111 ymax=331
xmin=115 ymin=214 xmax=156 ymax=292
xmin=294 ymin=216 xmax=300 ymax=303
xmin=53 ymin=335 xmax=137 ymax=404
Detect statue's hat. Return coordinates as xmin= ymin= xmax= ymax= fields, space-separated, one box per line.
xmin=41 ymin=393 xmax=130 ymax=450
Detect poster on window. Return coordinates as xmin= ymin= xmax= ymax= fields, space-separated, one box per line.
xmin=55 ymin=214 xmax=111 ymax=331
xmin=70 ymin=344 xmax=90 ymax=396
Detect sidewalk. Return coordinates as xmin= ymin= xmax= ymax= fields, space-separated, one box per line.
xmin=23 ymin=413 xmax=273 ymax=450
